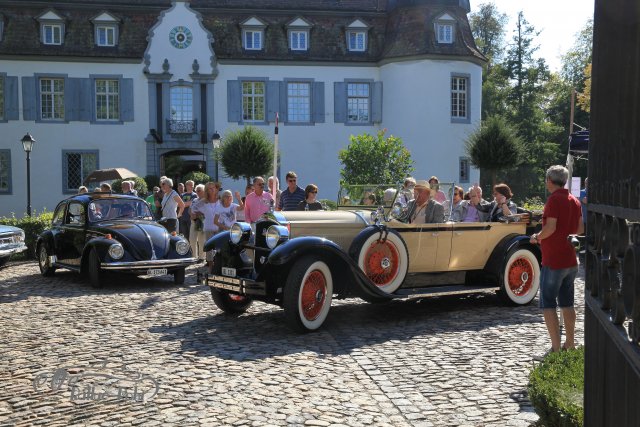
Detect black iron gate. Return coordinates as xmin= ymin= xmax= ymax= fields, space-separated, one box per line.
xmin=584 ymin=1 xmax=640 ymax=425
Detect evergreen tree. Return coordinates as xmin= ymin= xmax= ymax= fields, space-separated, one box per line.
xmin=219 ymin=126 xmax=274 ymax=185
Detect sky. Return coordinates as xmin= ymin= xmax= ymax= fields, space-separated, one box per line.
xmin=470 ymin=0 xmax=595 ymax=72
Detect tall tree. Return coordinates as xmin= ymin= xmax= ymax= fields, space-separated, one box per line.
xmin=219 ymin=126 xmax=274 ymax=185
xmin=470 ymin=3 xmax=508 ymax=64
xmin=561 ymin=19 xmax=593 ymax=90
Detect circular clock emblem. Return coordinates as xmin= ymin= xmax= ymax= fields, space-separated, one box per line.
xmin=169 ymin=26 xmax=193 ymax=49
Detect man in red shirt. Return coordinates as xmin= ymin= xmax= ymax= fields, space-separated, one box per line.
xmin=244 ymin=176 xmax=274 ymax=223
xmin=530 ymin=165 xmax=584 ymax=354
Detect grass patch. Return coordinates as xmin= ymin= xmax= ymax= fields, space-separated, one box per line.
xmin=528 ymin=346 xmax=584 ymax=427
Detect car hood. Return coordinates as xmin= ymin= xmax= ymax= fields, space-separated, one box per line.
xmin=93 ymin=220 xmax=170 ymax=259
xmin=0 ymin=225 xmax=24 ymax=235
xmin=272 ymin=210 xmax=370 ymax=225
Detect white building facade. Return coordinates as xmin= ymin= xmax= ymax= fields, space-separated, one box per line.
xmin=0 ymin=0 xmax=483 ymax=217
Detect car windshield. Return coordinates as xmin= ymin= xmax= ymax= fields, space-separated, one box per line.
xmin=338 ymin=182 xmax=457 ymax=220
xmin=88 ymin=199 xmax=153 ymax=222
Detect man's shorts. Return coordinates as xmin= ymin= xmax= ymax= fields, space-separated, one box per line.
xmin=539 ymin=265 xmax=578 ymax=309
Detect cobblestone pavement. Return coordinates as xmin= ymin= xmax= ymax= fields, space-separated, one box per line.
xmin=0 ymin=261 xmax=585 ymax=427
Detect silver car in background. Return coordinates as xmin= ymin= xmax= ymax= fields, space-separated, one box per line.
xmin=0 ymin=225 xmax=27 ymax=268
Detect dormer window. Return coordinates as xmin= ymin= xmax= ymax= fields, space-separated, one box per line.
xmin=346 ymin=19 xmax=369 ymax=52
xmin=37 ymin=10 xmax=65 ymax=46
xmin=435 ymin=13 xmax=456 ymax=44
xmin=241 ymin=17 xmax=266 ymax=51
xmin=91 ymin=12 xmax=120 ymax=47
xmin=96 ymin=26 xmax=116 ymax=46
xmin=287 ymin=17 xmax=311 ymax=52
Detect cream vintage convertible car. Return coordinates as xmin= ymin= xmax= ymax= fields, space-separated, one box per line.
xmin=197 ymin=184 xmax=541 ymax=332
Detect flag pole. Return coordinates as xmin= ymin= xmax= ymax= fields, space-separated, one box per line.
xmin=272 ymin=112 xmax=279 ymax=209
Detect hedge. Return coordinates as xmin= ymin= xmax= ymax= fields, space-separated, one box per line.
xmin=528 ymin=347 xmax=584 ymax=427
xmin=0 ymin=211 xmax=53 ymax=259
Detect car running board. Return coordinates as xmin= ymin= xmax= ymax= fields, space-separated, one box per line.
xmin=393 ymin=284 xmax=500 ymax=299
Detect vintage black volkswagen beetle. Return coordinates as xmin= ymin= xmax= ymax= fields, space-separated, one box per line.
xmin=0 ymin=225 xmax=28 ymax=268
xmin=37 ymin=192 xmax=197 ymax=286
xmin=198 ymin=183 xmax=542 ymax=333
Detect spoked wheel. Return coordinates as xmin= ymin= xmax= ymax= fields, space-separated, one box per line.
xmin=210 ymin=288 xmax=253 ymax=315
xmin=88 ymin=248 xmax=103 ymax=288
xmin=173 ymin=268 xmax=186 ymax=285
xmin=350 ymin=228 xmax=409 ymax=294
xmin=500 ymin=248 xmax=540 ymax=305
xmin=283 ymin=256 xmax=333 ymax=332
xmin=38 ymin=243 xmax=56 ymax=277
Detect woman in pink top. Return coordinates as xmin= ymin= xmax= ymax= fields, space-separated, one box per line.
xmin=429 ymin=176 xmax=447 ymax=204
xmin=243 ymin=176 xmax=274 ymax=223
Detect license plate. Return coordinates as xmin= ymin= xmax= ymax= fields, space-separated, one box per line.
xmin=221 ymin=267 xmax=236 ymax=277
xmin=147 ymin=268 xmax=167 ymax=276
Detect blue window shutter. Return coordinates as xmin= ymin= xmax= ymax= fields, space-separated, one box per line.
xmin=279 ymin=81 xmax=287 ymax=123
xmin=121 ymin=78 xmax=134 ymax=122
xmin=21 ymin=77 xmax=36 ymax=121
xmin=227 ymin=80 xmax=241 ymax=122
xmin=76 ymin=78 xmax=92 ymax=121
xmin=64 ymin=78 xmax=76 ymax=121
xmin=5 ymin=77 xmax=19 ymax=120
xmin=266 ymin=80 xmax=280 ymax=122
xmin=312 ymin=82 xmax=325 ymax=124
xmin=372 ymin=81 xmax=383 ymax=123
xmin=334 ymin=82 xmax=346 ymax=123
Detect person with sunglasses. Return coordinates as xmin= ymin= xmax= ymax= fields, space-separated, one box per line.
xmin=244 ymin=176 xmax=274 ymax=223
xmin=279 ymin=171 xmax=305 ymax=211
xmin=297 ymin=184 xmax=323 ymax=211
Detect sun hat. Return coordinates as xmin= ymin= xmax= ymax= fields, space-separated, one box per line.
xmin=414 ymin=180 xmax=430 ymax=189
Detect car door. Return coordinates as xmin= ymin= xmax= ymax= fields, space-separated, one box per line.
xmin=394 ymin=223 xmax=438 ymax=272
xmin=56 ymin=201 xmax=86 ymax=267
xmin=448 ymin=222 xmax=490 ymax=270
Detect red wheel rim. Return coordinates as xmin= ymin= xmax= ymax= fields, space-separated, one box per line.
xmin=364 ymin=240 xmax=400 ymax=287
xmin=300 ymin=270 xmax=327 ymax=321
xmin=508 ymin=257 xmax=534 ymax=296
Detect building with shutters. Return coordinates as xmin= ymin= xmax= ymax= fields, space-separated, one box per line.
xmin=0 ymin=0 xmax=484 ymax=217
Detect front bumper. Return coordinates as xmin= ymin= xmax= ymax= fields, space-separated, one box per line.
xmin=0 ymin=242 xmax=28 ymax=258
xmin=101 ymin=257 xmax=199 ymax=271
xmin=197 ymin=269 xmax=267 ymax=296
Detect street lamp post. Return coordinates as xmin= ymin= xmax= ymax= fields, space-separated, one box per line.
xmin=212 ymin=131 xmax=221 ymax=182
xmin=21 ymin=133 xmax=36 ymax=217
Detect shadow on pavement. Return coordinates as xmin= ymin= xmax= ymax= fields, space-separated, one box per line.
xmin=149 ymin=291 xmax=543 ymax=361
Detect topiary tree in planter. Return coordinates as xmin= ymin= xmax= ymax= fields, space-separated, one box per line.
xmin=183 ymin=171 xmax=211 ymax=185
xmin=219 ymin=126 xmax=274 ymax=185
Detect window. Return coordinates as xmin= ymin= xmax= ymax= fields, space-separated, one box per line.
xmin=437 ymin=23 xmax=454 ymax=44
xmin=64 ymin=151 xmax=98 ymax=193
xmin=242 ymin=81 xmax=265 ymax=122
xmin=40 ymin=78 xmax=65 ymax=120
xmin=451 ymin=76 xmax=468 ymax=119
xmin=0 ymin=76 xmax=4 ymax=120
xmin=43 ymin=24 xmax=63 ymax=45
xmin=170 ymin=86 xmax=193 ymax=121
xmin=347 ymin=83 xmax=370 ymax=123
xmin=96 ymin=79 xmax=119 ymax=120
xmin=0 ymin=150 xmax=11 ymax=193
xmin=66 ymin=203 xmax=85 ymax=225
xmin=96 ymin=26 xmax=116 ymax=46
xmin=290 ymin=30 xmax=308 ymax=51
xmin=52 ymin=203 xmax=66 ymax=226
xmin=347 ymin=31 xmax=366 ymax=52
xmin=287 ymin=82 xmax=311 ymax=122
xmin=459 ymin=157 xmax=471 ymax=183
xmin=243 ymin=30 xmax=262 ymax=50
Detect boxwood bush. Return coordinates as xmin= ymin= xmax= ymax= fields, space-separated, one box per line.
xmin=528 ymin=347 xmax=584 ymax=427
xmin=0 ymin=211 xmax=53 ymax=259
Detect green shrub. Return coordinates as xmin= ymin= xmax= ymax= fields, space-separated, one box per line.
xmin=0 ymin=211 xmax=53 ymax=259
xmin=110 ymin=177 xmax=149 ymax=197
xmin=183 ymin=171 xmax=211 ymax=185
xmin=522 ymin=196 xmax=545 ymax=212
xmin=528 ymin=347 xmax=584 ymax=427
xmin=144 ymin=175 xmax=159 ymax=193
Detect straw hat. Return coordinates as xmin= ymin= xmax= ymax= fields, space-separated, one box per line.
xmin=414 ymin=180 xmax=430 ymax=189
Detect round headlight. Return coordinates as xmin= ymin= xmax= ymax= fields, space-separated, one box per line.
xmin=176 ymin=239 xmax=190 ymax=256
xmin=266 ymin=226 xmax=281 ymax=249
xmin=108 ymin=243 xmax=124 ymax=260
xmin=230 ymin=223 xmax=243 ymax=244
